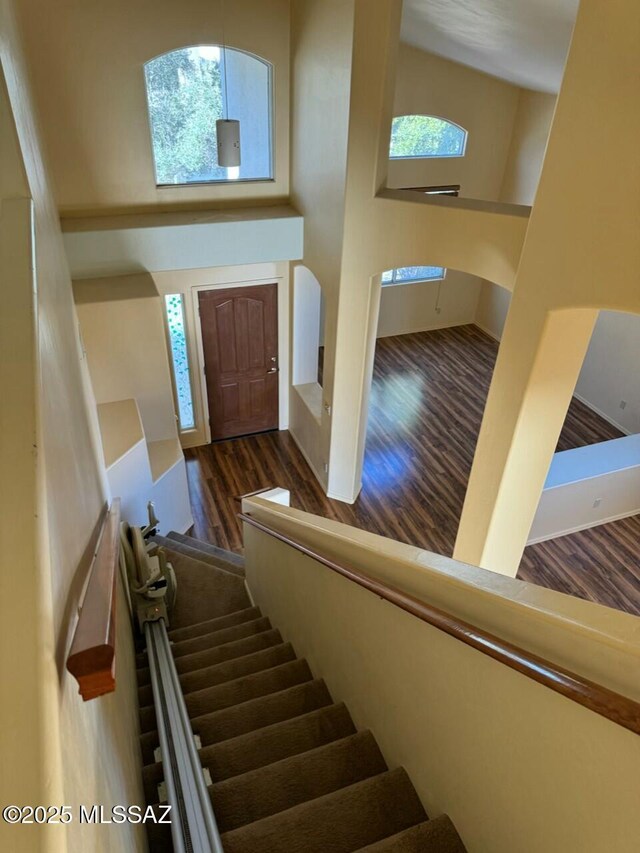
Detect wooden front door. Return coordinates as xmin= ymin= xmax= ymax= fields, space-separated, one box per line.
xmin=199 ymin=284 xmax=279 ymax=441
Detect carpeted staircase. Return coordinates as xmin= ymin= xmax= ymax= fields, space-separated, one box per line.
xmin=137 ymin=531 xmax=466 ymax=852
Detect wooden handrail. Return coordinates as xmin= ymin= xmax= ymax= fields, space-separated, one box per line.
xmin=239 ymin=511 xmax=640 ymax=736
xmin=67 ymin=499 xmax=121 ymax=701
xmin=233 ymin=486 xmax=277 ymax=504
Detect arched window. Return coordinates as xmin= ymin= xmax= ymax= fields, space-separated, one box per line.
xmin=389 ymin=116 xmax=467 ymax=159
xmin=144 ymin=46 xmax=273 ymax=185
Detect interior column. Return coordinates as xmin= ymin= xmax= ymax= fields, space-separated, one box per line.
xmin=454 ymin=298 xmax=597 ymax=575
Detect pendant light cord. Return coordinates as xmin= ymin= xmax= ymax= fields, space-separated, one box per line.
xmin=221 ymin=0 xmax=229 ymax=120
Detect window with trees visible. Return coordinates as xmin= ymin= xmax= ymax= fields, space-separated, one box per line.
xmin=165 ymin=294 xmax=195 ymax=431
xmin=144 ymin=46 xmax=273 ymax=185
xmin=381 ymin=267 xmax=446 ymax=286
xmin=389 ymin=116 xmax=467 ymax=159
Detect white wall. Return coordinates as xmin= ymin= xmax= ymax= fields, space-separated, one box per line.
xmin=575 ymin=311 xmax=640 ymax=435
xmin=292 ymin=265 xmax=323 ymax=385
xmin=107 ymin=440 xmax=193 ymax=535
xmin=529 ymin=435 xmax=640 ymax=542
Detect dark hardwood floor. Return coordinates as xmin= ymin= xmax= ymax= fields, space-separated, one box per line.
xmin=185 ymin=325 xmax=640 ymax=617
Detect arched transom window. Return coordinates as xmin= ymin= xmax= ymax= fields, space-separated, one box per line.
xmin=144 ymin=45 xmax=273 ymax=185
xmin=390 ymin=115 xmax=467 ymax=159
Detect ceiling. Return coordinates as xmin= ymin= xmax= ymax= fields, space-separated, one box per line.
xmin=400 ymin=0 xmax=580 ymax=93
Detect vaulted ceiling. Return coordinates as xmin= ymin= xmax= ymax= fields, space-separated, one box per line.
xmin=401 ymin=0 xmax=580 ymax=93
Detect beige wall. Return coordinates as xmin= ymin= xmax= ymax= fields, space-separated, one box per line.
xmin=16 ymin=0 xmax=290 ymax=215
xmin=326 ymin=0 xmax=530 ymax=502
xmin=288 ymin=0 xmax=356 ymax=488
xmin=500 ymin=89 xmax=556 ymax=205
xmin=242 ymin=498 xmax=640 ymax=853
xmin=0 ymin=4 xmax=145 ymax=850
xmin=475 ymin=88 xmax=556 ymax=339
xmin=78 ymin=262 xmax=290 ymax=454
xmin=289 ymin=4 xmax=531 ymax=499
xmin=475 ymin=87 xmax=640 ymax=442
xmin=456 ymin=0 xmax=640 ymax=574
xmin=377 ymin=271 xmax=480 ymax=338
xmin=74 ymin=275 xmax=179 ymax=445
xmin=474 ymin=280 xmax=511 ymax=340
xmin=381 ymin=46 xmax=523 ymax=339
xmin=389 ymin=44 xmax=520 ymax=201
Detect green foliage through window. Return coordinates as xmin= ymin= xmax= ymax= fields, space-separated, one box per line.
xmin=144 ymin=46 xmax=272 ymax=185
xmin=165 ymin=294 xmax=195 ymax=430
xmin=389 ymin=116 xmax=466 ymax=159
xmin=382 ymin=267 xmax=446 ymax=285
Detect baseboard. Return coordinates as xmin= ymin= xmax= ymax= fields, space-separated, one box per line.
xmin=472 ymin=321 xmax=501 ymax=342
xmin=326 ymin=486 xmax=361 ymax=504
xmin=527 ymin=507 xmax=640 ymax=545
xmin=376 ymin=317 xmax=476 ymax=339
xmin=572 ymin=392 xmax=631 ymax=436
xmin=243 ymin=580 xmax=256 ymax=607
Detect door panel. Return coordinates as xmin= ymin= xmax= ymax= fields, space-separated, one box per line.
xmin=199 ymin=284 xmax=279 ymax=440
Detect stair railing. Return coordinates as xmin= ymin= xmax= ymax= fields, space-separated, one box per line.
xmin=67 ymin=499 xmax=121 ymax=700
xmin=239 ymin=511 xmax=640 ymax=736
xmin=145 ymin=618 xmax=224 ymax=853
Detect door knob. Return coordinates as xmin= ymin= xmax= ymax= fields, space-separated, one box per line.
xmin=267 ymin=367 xmax=279 ymax=374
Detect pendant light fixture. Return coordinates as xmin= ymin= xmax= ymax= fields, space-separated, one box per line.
xmin=216 ymin=0 xmax=241 ymax=168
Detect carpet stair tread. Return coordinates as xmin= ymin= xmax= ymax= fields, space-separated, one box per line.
xmin=354 ymin=815 xmax=467 ymax=852
xmin=187 ymin=679 xmax=334 ymax=749
xmin=170 ymin=617 xmax=272 ymax=659
xmin=140 ymin=658 xmax=313 ymax=733
xmin=167 ymin=606 xmax=261 ymax=643
xmin=142 ymin=703 xmax=356 ymax=802
xmin=164 ymin=549 xmax=250 ymax=629
xmin=136 ymin=538 xmax=467 ymax=852
xmin=167 ymin=551 xmax=251 ymax=629
xmin=136 ymin=615 xmax=271 ymax=666
xmin=137 ymin=642 xmax=297 ymax=707
xmin=167 ymin=531 xmax=245 ymax=569
xmin=136 ymin=629 xmax=285 ymax=686
xmin=219 ymin=767 xmax=427 ymax=853
xmin=153 ymin=533 xmax=245 ymax=578
xmin=139 ymin=678 xmax=332 ymax=765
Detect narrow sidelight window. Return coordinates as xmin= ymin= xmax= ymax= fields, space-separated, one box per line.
xmin=165 ymin=294 xmax=195 ymax=431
